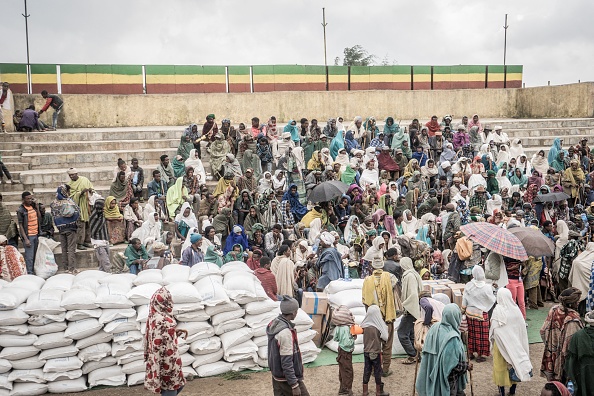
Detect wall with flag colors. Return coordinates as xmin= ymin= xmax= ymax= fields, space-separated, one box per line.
xmin=0 ymin=63 xmax=523 ymax=94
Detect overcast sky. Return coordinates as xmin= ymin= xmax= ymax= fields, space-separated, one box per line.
xmin=3 ymin=0 xmax=593 ymax=87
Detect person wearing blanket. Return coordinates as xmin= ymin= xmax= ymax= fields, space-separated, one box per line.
xmin=490 ymin=288 xmax=533 ymax=396
xmin=362 ymin=255 xmax=398 ymax=377
xmin=144 ymin=286 xmax=186 ymax=396
xmin=267 ymin=296 xmax=310 ymax=396
xmin=332 ymin=305 xmax=356 ymax=396
xmin=397 ymin=257 xmax=422 ymax=364
xmin=415 ymin=304 xmax=471 ymax=396
xmin=316 ymin=231 xmax=344 ymax=290
xmin=360 ymin=305 xmax=390 ymax=396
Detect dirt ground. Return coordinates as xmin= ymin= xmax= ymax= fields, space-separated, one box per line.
xmin=68 ymin=342 xmax=547 ymax=396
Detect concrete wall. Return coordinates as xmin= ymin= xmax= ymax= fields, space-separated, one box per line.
xmin=14 ymin=82 xmax=594 ymax=128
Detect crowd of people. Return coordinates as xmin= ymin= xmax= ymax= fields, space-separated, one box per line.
xmin=1 ymin=111 xmax=594 ymax=396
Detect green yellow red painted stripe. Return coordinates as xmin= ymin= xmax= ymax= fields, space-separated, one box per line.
xmin=0 ymin=63 xmax=28 ymax=93
xmin=145 ymin=65 xmax=226 ymax=94
xmin=61 ymin=64 xmax=142 ymax=94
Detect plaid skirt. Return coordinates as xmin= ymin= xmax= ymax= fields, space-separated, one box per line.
xmin=467 ymin=312 xmax=490 ymax=356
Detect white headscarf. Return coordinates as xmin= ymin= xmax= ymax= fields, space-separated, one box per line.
xmin=569 ymin=242 xmax=594 ymax=302
xmin=401 ymin=257 xmax=422 ymax=319
xmin=363 ymin=236 xmax=385 ymax=261
xmin=258 ymin=172 xmax=273 ymax=194
xmin=402 ymin=209 xmax=418 ymax=236
xmin=509 ymin=138 xmax=525 ymax=159
xmin=554 ymin=220 xmax=569 ymax=274
xmin=320 ymin=231 xmax=335 ymax=246
xmin=174 ymin=202 xmax=198 ymax=228
xmin=464 ymin=265 xmax=496 ymax=312
xmin=486 ymin=194 xmax=503 ymax=216
xmin=131 ymin=211 xmax=162 ymax=247
xmin=308 ymin=218 xmax=322 ymax=245
xmin=272 ymin=170 xmax=286 ymax=190
xmin=490 ymin=288 xmax=533 ymax=382
xmin=335 ymin=149 xmax=349 ymax=172
xmin=185 ymin=149 xmax=206 ymax=183
xmin=361 ymin=305 xmax=389 ymax=342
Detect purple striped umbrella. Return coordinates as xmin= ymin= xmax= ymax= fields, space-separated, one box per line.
xmin=460 ymin=223 xmax=528 ymax=261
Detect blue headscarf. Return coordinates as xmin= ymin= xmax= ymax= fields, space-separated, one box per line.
xmin=282 ymin=184 xmax=307 ymax=218
xmin=52 ymin=185 xmax=80 ymax=228
xmin=481 ymin=154 xmax=498 ymax=173
xmin=416 ymin=225 xmax=432 ymax=247
xmin=284 ymin=120 xmax=300 ymax=143
xmin=344 ymin=131 xmax=361 ymax=154
xmin=548 ymin=138 xmax=562 ymax=165
xmin=223 ymin=224 xmax=249 ymax=254
xmin=329 ymin=129 xmax=345 ymax=160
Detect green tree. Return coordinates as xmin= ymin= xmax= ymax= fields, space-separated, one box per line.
xmin=336 ymin=45 xmax=376 ymax=66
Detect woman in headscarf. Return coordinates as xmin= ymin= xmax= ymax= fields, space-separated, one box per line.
xmin=123 ymin=197 xmax=144 ymax=240
xmin=463 ymin=266 xmax=496 ymax=362
xmin=184 ymin=149 xmax=206 ymax=185
xmin=272 ymin=170 xmax=287 ymax=194
xmin=481 ymin=153 xmax=498 ymax=173
xmin=532 ymin=150 xmax=550 ymax=176
xmin=307 ymin=150 xmax=323 ymax=171
xmin=416 ymin=304 xmax=469 ymax=396
xmin=224 ymin=243 xmax=244 ymax=263
xmin=266 ymin=116 xmax=278 ymax=141
xmin=166 ymin=177 xmax=188 ymax=220
xmin=104 ymin=196 xmax=126 ymax=244
xmin=527 ymin=169 xmax=544 ymax=191
xmin=308 ymin=218 xmax=322 ymax=245
xmin=334 ymin=148 xmax=349 ymax=171
xmin=359 ymin=160 xmax=379 ymax=189
xmin=510 ymin=168 xmax=528 ymax=187
xmin=243 ymin=205 xmax=262 ymax=239
xmin=177 ymin=133 xmax=194 ymax=161
xmin=319 ymin=147 xmax=333 ymax=170
xmin=174 ymin=202 xmax=197 ymax=241
xmin=343 ymin=215 xmax=363 ymax=246
xmin=509 ymin=138 xmax=525 ymax=159
xmin=223 ymin=224 xmax=249 ymax=254
xmin=490 ymin=288 xmax=533 ymax=396
xmin=0 ymin=235 xmax=26 ymax=281
xmin=204 ymin=245 xmax=224 ymax=267
xmin=362 ymin=236 xmax=385 ymax=277
xmin=282 ymin=184 xmax=307 ymax=221
xmin=548 ymin=138 xmax=564 ymax=165
xmin=209 ymin=133 xmax=231 ymax=178
xmin=329 ymin=129 xmax=345 ymax=160
xmin=172 ymin=155 xmax=186 ymax=178
xmin=263 ymin=199 xmax=282 ymax=230
xmin=550 ymin=152 xmax=566 ymax=173
xmin=257 ymin=171 xmax=273 ymax=195
xmin=540 ymin=288 xmax=584 ymax=382
xmin=110 ymin=171 xmax=131 ymax=203
xmin=439 ymin=143 xmax=457 ymax=165
xmin=401 ymin=209 xmax=418 ymax=236
xmin=344 ymin=130 xmax=361 ymax=154
xmin=144 ymin=287 xmax=185 ymax=395
xmin=516 ymin=154 xmax=532 ymax=175
xmin=360 ymin=304 xmax=389 ymax=396
xmin=496 ymin=145 xmax=511 ymax=166
xmin=234 ymin=189 xmax=252 ymax=226
xmin=562 ymin=159 xmax=585 ymax=205
xmin=467 ymin=114 xmax=483 ymax=134
xmin=284 ymin=119 xmax=300 ymax=144
xmin=485 ymin=170 xmax=499 ymax=196
xmin=132 ymin=211 xmax=162 ymax=249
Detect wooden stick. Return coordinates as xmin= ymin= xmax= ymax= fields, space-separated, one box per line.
xmin=412 ymin=353 xmax=419 ymax=396
xmin=463 ymin=333 xmax=475 ymax=396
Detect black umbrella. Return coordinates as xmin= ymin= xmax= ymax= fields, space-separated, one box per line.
xmin=309 ymin=180 xmax=349 ymax=203
xmin=534 ymin=192 xmax=570 ymax=203
xmin=507 ymin=226 xmax=555 ymax=257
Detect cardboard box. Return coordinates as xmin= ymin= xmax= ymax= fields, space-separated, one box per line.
xmin=436 ymin=279 xmax=454 ymax=285
xmin=448 ymin=283 xmax=466 ymax=293
xmin=430 ymin=284 xmax=452 ymax=300
xmin=452 ymin=289 xmax=463 ymax=308
xmin=302 ymin=292 xmax=328 ymax=315
xmin=422 ymin=280 xmax=438 ymax=292
xmin=310 ymin=314 xmax=328 ymax=347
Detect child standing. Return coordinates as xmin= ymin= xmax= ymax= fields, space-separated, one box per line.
xmin=361 ymin=305 xmax=390 ymax=396
xmin=332 ymin=305 xmax=356 ymax=396
xmin=89 ymin=198 xmax=111 ymax=272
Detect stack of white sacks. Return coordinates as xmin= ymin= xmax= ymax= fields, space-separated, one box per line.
xmin=324 ymin=279 xmax=406 ymax=356
xmin=0 ymin=261 xmax=321 ymax=395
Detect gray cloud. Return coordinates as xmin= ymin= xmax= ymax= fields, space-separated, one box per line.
xmin=2 ymin=0 xmax=592 ymax=87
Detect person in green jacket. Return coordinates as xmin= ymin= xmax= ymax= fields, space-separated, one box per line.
xmin=332 ymin=305 xmax=356 ymax=396
xmin=124 ymin=237 xmax=148 ymax=275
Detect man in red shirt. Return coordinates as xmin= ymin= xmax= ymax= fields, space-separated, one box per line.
xmin=38 ymin=90 xmax=64 ymax=130
xmin=254 ymin=256 xmax=278 ymax=301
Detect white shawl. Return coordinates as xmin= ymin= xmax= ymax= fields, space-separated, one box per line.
xmin=568 ymin=242 xmax=594 ymax=302
xmin=185 ymin=149 xmax=207 ymax=184
xmin=463 ymin=266 xmax=496 ymax=312
xmin=490 ymin=288 xmax=533 ymax=382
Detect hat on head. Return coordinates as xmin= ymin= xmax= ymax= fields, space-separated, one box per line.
xmin=279 ymin=296 xmax=299 ymax=315
xmin=494 ymin=125 xmax=503 ymax=131
xmin=394 ymin=149 xmax=403 ymax=154
xmin=441 ymin=161 xmax=451 ymax=168
xmin=282 ymin=132 xmax=291 ymax=139
xmin=382 ymin=146 xmax=390 ymax=150
xmin=190 ymin=234 xmax=202 ymax=244
xmin=0 ymin=235 xmax=7 ymax=245
xmin=226 ymin=153 xmax=235 ymax=160
xmin=475 ymin=185 xmax=486 ymax=193
xmin=233 ymin=225 xmax=242 ymax=234
xmin=457 ymin=124 xmax=465 ymax=130
xmin=67 ymin=168 xmax=78 ymax=175
xmin=460 ymin=185 xmax=469 ymax=191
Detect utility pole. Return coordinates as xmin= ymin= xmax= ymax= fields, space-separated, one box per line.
xmin=22 ymin=0 xmax=31 ymax=94
xmin=322 ymin=8 xmax=328 ymax=90
xmin=503 ymin=14 xmax=509 ymax=88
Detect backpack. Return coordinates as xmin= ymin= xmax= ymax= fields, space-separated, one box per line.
xmin=455 ymin=237 xmax=473 ymax=261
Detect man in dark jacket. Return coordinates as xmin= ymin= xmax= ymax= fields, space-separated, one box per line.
xmin=38 ymin=90 xmax=64 ymax=130
xmin=267 ymin=296 xmax=310 ymax=396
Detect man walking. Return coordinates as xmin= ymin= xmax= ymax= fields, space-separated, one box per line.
xmin=267 ymin=296 xmax=310 ymax=396
xmin=38 ymin=90 xmax=64 ymax=130
xmin=397 ymin=257 xmax=422 ymax=365
xmin=17 ymin=192 xmax=41 ymax=274
xmin=67 ymin=168 xmax=93 ymax=250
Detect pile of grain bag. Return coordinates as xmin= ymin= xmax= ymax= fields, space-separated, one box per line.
xmin=0 ymin=261 xmax=321 ymax=395
xmin=323 ymin=279 xmax=406 ymax=356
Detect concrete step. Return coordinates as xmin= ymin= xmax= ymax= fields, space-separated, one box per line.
xmin=0 ymin=149 xmax=23 ymax=157
xmin=3 ymin=127 xmax=182 ymax=142
xmin=21 ymin=139 xmax=179 ymax=154
xmin=479 ymin=118 xmax=594 ymax=129
xmin=0 ymin=182 xmax=25 ymax=193
xmin=503 ymin=127 xmax=594 ymax=138
xmin=512 ymin=134 xmax=593 ymax=147
xmin=2 ymin=162 xmax=29 ymax=172
xmin=0 ymin=143 xmax=22 ymax=150
xmin=22 ymin=148 xmax=179 ymax=170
